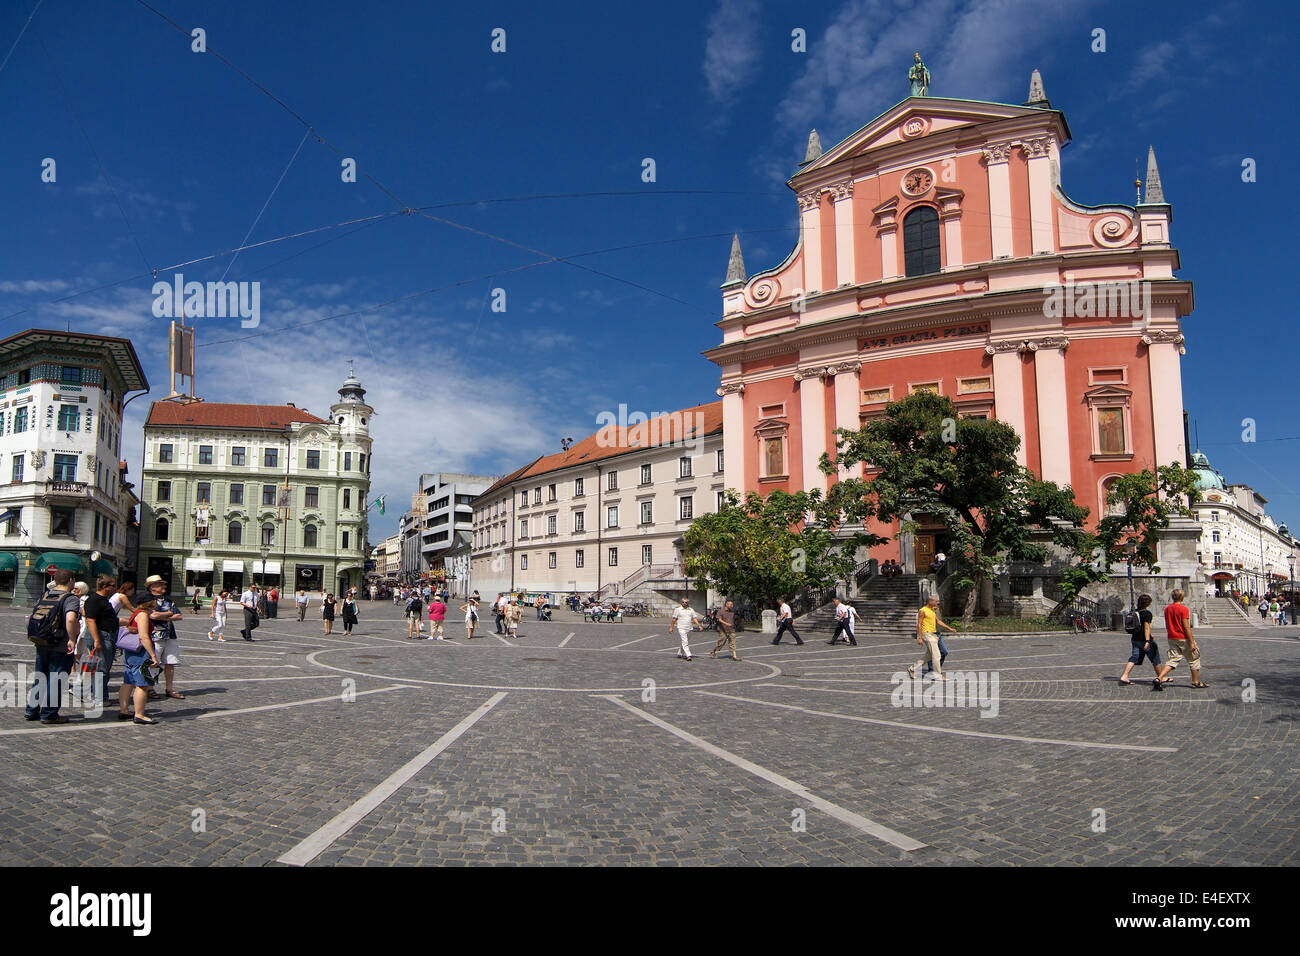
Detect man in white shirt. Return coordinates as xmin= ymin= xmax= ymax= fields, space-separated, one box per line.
xmin=826 ymin=597 xmax=858 ymax=646
xmin=772 ymin=598 xmax=804 ymax=645
xmin=668 ymin=597 xmax=702 ymax=661
xmin=295 ymin=588 xmax=310 ymax=622
xmin=239 ymin=585 xmax=258 ymax=642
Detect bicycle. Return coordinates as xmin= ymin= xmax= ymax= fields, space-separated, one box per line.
xmin=1072 ymin=613 xmax=1097 ymax=634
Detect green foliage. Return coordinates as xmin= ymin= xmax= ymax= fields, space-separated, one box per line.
xmin=825 ymin=391 xmax=1100 ymax=621
xmin=1094 ymin=463 xmax=1202 ymax=569
xmin=682 ymin=489 xmax=881 ymax=607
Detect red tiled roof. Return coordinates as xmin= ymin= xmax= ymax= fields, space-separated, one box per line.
xmin=145 ymin=401 xmax=328 ymax=431
xmin=480 ymin=459 xmax=541 ymax=499
xmin=515 ymin=401 xmax=723 ymax=484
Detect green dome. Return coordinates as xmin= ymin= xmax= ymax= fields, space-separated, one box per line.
xmin=1190 ymin=450 xmax=1225 ymax=491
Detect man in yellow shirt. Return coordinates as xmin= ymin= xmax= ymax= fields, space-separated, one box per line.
xmin=909 ymin=594 xmax=956 ymax=681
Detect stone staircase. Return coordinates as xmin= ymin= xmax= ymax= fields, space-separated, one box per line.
xmin=795 ymin=573 xmax=924 ymax=639
xmin=1198 ymin=595 xmax=1268 ymax=629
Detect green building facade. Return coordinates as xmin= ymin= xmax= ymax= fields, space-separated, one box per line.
xmin=138 ymin=374 xmax=373 ymax=598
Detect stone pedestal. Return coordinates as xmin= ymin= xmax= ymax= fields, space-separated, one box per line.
xmin=760 ymin=609 xmax=778 ymax=634
xmin=1157 ymin=515 xmax=1203 ymax=578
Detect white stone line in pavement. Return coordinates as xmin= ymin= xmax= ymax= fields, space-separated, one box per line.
xmin=797 ymin=652 xmax=1070 ymax=671
xmin=606 ymin=633 xmax=665 ymax=650
xmin=748 ymin=686 xmax=1211 ymax=717
xmin=186 ymin=674 xmax=354 ymax=684
xmin=558 ymin=632 xmax=575 ymax=648
xmin=184 ymin=664 xmax=300 ymax=669
xmin=597 ymin=694 xmax=927 ymax=852
xmin=278 ymin=691 xmax=509 ymax=867
xmin=196 ymin=684 xmax=411 ymax=720
xmin=494 ymin=634 xmax=512 ymax=646
xmin=763 ymin=682 xmax=1216 ymax=705
xmin=795 ymin=676 xmax=1167 ymax=685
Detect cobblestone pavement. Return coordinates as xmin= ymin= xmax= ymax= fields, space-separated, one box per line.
xmin=1 ymin=601 xmax=1296 ymax=866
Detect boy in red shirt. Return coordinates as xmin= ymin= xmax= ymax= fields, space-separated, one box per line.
xmin=1156 ymin=589 xmax=1208 ymax=689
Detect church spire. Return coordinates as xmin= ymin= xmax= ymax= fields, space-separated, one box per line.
xmin=722 ymin=233 xmax=746 ymax=287
xmin=801 ymin=129 xmax=823 ymax=165
xmin=1024 ymin=68 xmax=1051 ymax=108
xmin=1143 ymin=145 xmax=1166 ymax=204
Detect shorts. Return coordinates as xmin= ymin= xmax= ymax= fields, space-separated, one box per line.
xmin=1165 ymin=638 xmax=1201 ymax=670
xmin=157 ymin=638 xmax=183 ymax=666
xmin=1127 ymin=638 xmax=1161 ymax=666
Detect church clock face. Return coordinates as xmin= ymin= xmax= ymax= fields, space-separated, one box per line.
xmin=902 ymin=167 xmax=934 ymax=195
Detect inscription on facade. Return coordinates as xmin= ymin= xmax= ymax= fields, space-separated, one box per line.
xmin=860 ymin=322 xmax=988 ymax=351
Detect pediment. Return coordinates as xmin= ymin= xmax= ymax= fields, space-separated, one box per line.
xmin=794 ymin=97 xmax=1064 ymax=180
xmin=1083 ymin=384 xmax=1132 ymax=401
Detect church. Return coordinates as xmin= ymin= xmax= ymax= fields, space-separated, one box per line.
xmin=707 ymin=62 xmax=1193 ymax=570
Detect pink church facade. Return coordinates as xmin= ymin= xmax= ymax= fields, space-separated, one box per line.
xmin=706 ymin=81 xmax=1194 ymax=565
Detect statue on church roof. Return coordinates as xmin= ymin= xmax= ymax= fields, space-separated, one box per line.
xmin=909 ymin=52 xmax=931 ymax=96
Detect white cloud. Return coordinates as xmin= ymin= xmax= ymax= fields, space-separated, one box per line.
xmin=764 ymin=0 xmax=1097 ymax=180
xmin=703 ymin=0 xmax=764 ymax=101
xmin=0 ymin=279 xmax=72 ymax=294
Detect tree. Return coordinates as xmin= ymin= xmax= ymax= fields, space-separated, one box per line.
xmin=1093 ymin=464 xmax=1202 ymax=568
xmin=824 ymin=391 xmax=1099 ymax=625
xmin=682 ymin=489 xmax=880 ymax=610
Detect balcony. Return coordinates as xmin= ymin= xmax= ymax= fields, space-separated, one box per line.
xmin=44 ymin=480 xmax=88 ymax=499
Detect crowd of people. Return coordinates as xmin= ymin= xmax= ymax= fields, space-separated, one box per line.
xmin=28 ymin=570 xmax=188 ymax=725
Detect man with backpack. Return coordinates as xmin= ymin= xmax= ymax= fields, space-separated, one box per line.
xmin=1118 ymin=594 xmax=1162 ymax=686
xmin=25 ymin=568 xmax=81 ymax=724
xmin=405 ymin=591 xmax=424 ymax=638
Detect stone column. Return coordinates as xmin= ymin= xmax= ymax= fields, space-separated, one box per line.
xmin=1144 ymin=334 xmax=1187 ymax=467
xmin=798 ymin=189 xmax=823 ymax=295
xmin=796 ymin=367 xmax=828 ymax=494
xmin=982 ymin=142 xmax=1014 ymax=259
xmin=987 ymin=343 xmax=1028 ymax=467
xmin=1023 ymin=136 xmax=1056 ymax=255
xmin=1032 ymin=337 xmax=1072 ymax=486
xmin=830 ymin=180 xmax=855 ymax=288
xmin=716 ymin=382 xmax=745 ymax=496
xmin=831 ymin=362 xmax=862 ymax=477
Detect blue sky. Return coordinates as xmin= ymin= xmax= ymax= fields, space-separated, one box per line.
xmin=1 ymin=0 xmax=1295 ymax=541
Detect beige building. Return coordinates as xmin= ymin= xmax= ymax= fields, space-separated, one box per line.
xmin=471 ymin=402 xmax=723 ymax=601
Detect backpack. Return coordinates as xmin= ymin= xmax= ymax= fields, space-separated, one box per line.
xmin=28 ymin=590 xmax=73 ymax=648
xmin=1123 ymin=610 xmax=1141 ymax=635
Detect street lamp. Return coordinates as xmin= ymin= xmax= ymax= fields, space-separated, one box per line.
xmin=1123 ymin=540 xmax=1139 ymax=614
xmin=259 ymin=545 xmax=270 ymax=589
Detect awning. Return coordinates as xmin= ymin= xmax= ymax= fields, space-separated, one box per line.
xmin=91 ymin=557 xmax=117 ymax=576
xmin=254 ymin=561 xmax=281 ymax=575
xmin=222 ymin=559 xmax=245 ymax=572
xmin=0 ymin=552 xmax=18 ymax=572
xmin=1210 ymin=570 xmax=1236 ymax=579
xmin=35 ymin=551 xmax=87 ymax=575
xmin=184 ymin=557 xmax=214 ymax=572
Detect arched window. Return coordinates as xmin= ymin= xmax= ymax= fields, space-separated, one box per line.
xmin=228 ymin=521 xmax=242 ymax=545
xmin=261 ymin=523 xmax=275 ymax=547
xmin=155 ymin=517 xmax=169 ymax=541
xmin=903 ymin=206 xmax=941 ymax=277
xmin=304 ymin=524 xmax=318 ymax=548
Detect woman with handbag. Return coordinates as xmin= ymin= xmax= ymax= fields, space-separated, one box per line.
xmin=321 ymin=593 xmax=337 ymax=635
xmin=341 ymin=591 xmax=359 ymax=636
xmin=117 ymin=600 xmax=162 ymax=724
